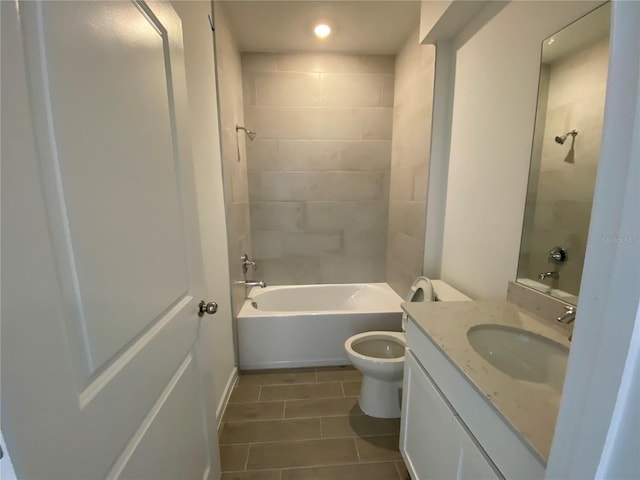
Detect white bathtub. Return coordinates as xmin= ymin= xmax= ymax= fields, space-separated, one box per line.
xmin=237 ymin=283 xmax=404 ymax=370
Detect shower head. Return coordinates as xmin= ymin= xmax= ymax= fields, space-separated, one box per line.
xmin=236 ymin=125 xmax=257 ymax=142
xmin=555 ymin=129 xmax=578 ymax=145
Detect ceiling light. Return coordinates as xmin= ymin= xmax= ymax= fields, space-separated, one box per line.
xmin=314 ymin=24 xmax=331 ymax=39
xmin=547 ymin=37 xmax=555 ymax=46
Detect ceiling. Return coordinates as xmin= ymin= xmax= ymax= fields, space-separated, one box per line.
xmin=541 ymin=2 xmax=610 ymax=64
xmin=219 ymin=1 xmax=421 ymax=55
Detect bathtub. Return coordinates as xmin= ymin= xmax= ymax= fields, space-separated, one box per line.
xmin=237 ymin=283 xmax=404 ymax=370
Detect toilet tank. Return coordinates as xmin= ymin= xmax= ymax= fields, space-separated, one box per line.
xmin=431 ymin=280 xmax=472 ymax=302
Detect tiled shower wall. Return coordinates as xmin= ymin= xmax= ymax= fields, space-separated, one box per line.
xmin=386 ymin=29 xmax=436 ymax=296
xmin=243 ymin=53 xmax=394 ymax=285
xmin=213 ymin=3 xmax=251 ymax=317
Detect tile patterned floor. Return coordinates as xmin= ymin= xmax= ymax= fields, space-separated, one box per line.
xmin=219 ymin=366 xmax=410 ymax=480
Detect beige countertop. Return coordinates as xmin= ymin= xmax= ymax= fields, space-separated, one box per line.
xmin=402 ymin=300 xmax=572 ymax=463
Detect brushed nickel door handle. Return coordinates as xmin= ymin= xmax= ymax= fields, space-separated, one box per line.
xmin=198 ymin=301 xmax=218 ymax=317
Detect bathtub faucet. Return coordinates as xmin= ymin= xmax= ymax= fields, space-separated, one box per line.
xmin=538 ymin=271 xmax=559 ymax=280
xmin=244 ymin=280 xmax=266 ymax=288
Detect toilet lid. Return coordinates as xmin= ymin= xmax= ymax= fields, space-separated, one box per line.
xmin=402 ymin=276 xmax=435 ymax=332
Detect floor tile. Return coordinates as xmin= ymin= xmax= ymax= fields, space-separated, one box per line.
xmin=247 ymin=438 xmax=358 ymax=470
xmin=285 ymin=397 xmax=362 ymax=418
xmin=316 ymin=366 xmax=362 ymax=383
xmin=219 ymin=368 xmax=404 ymax=478
xmin=221 ymin=418 xmax=321 ymax=445
xmin=229 ymin=384 xmax=261 ymax=403
xmin=355 ymin=434 xmax=403 ymax=462
xmin=220 ymin=444 xmax=250 ymax=472
xmin=342 ymin=381 xmax=362 ymax=397
xmin=222 ymin=470 xmax=281 ymax=480
xmin=281 ymin=462 xmax=400 ymax=480
xmin=239 ymin=370 xmax=317 ymax=386
xmin=321 ymin=415 xmax=400 ymax=438
xmin=395 ymin=460 xmax=411 ymax=480
xmin=223 ymin=401 xmax=284 ymax=422
xmin=261 ymin=382 xmax=343 ymax=401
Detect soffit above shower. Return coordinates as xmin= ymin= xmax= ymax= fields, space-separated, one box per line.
xmin=219 ymin=1 xmax=421 ymax=55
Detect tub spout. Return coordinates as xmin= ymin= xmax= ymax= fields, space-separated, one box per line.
xmin=538 ymin=271 xmax=559 ymax=280
xmin=244 ymin=280 xmax=266 ymax=288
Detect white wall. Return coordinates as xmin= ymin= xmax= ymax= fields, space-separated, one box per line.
xmin=546 ymin=1 xmax=640 ymax=476
xmin=440 ymin=1 xmax=602 ymax=299
xmin=171 ymin=2 xmax=236 ymax=429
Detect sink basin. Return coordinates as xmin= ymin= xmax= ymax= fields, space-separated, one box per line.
xmin=467 ymin=324 xmax=569 ymax=393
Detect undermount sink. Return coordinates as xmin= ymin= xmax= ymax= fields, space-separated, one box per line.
xmin=467 ymin=324 xmax=569 ymax=393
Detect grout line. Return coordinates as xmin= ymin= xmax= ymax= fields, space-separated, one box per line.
xmin=245 ymin=459 xmax=393 ymax=474
xmin=316 ymin=432 xmax=401 ymax=442
xmin=353 ymin=437 xmax=362 ymax=463
xmin=243 ymin=444 xmax=251 ymax=472
xmin=221 ymin=412 xmax=368 ymax=424
xmin=281 ymin=400 xmax=286 ymax=419
xmin=274 ymin=460 xmax=402 ymax=475
xmin=242 ymin=381 xmax=322 ymax=388
xmin=224 ymin=399 xmax=285 ymax=405
xmin=276 ymin=460 xmax=406 ymax=480
xmin=340 ymin=381 xmax=346 ymax=397
xmin=395 ymin=460 xmax=409 ymax=480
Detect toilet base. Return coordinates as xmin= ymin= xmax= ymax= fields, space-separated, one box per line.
xmin=358 ymin=376 xmax=403 ymax=419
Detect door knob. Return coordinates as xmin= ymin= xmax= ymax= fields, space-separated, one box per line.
xmin=198 ymin=301 xmax=218 ymax=317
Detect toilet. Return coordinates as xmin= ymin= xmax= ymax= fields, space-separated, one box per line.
xmin=344 ymin=277 xmax=470 ymax=418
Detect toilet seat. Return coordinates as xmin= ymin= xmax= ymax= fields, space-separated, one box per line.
xmin=402 ymin=276 xmax=435 ymax=331
xmin=345 ymin=331 xmax=405 ymax=363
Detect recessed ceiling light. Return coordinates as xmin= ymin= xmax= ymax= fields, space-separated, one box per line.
xmin=314 ymin=24 xmax=331 ymax=39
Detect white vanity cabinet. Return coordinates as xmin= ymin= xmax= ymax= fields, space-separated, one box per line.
xmin=401 ymin=351 xmax=502 ymax=480
xmin=400 ymin=318 xmax=547 ymax=480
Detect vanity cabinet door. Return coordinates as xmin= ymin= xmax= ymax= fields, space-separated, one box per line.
xmin=454 ymin=420 xmax=503 ymax=480
xmin=401 ymin=350 xmax=458 ymax=479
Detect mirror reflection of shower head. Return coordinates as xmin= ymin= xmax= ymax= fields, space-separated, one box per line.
xmin=236 ymin=125 xmax=257 ymax=142
xmin=555 ymin=129 xmax=578 ymax=145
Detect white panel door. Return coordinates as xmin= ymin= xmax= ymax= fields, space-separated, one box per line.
xmin=1 ymin=1 xmax=219 ymax=478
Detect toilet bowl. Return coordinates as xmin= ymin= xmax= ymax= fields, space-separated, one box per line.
xmin=344 ymin=277 xmax=470 ymax=418
xmin=344 ymin=331 xmax=406 ymax=418
xmin=344 ymin=277 xmax=434 ymax=418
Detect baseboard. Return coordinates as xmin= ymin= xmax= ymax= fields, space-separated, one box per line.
xmin=239 ymin=358 xmax=350 ymax=370
xmin=216 ymin=366 xmax=238 ymax=430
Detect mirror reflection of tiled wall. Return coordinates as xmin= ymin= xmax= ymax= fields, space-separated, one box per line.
xmin=522 ymin=34 xmax=609 ymax=295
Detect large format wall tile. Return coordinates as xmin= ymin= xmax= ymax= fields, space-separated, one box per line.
xmin=275 ymin=54 xmax=394 ymax=74
xmin=320 ymin=73 xmax=382 ymax=107
xmin=305 ymin=201 xmax=388 ymax=230
xmin=214 ymin=4 xmax=252 ymax=318
xmin=252 ymin=172 xmax=388 ymax=202
xmin=255 ymin=72 xmax=321 ymax=106
xmin=385 ymin=28 xmax=436 ymax=296
xmin=242 ymin=53 xmax=394 ymax=285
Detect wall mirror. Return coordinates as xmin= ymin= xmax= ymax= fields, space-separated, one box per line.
xmin=517 ymin=3 xmax=610 ymax=305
